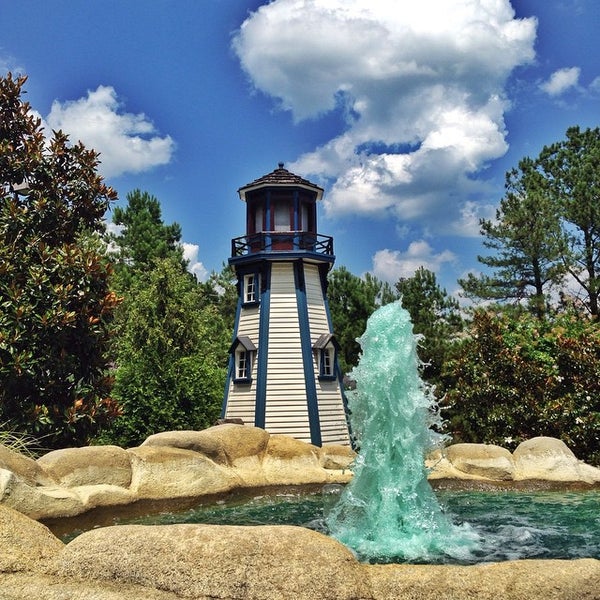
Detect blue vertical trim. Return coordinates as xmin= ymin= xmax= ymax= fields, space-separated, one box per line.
xmin=254 ymin=263 xmax=271 ymax=429
xmin=294 ymin=261 xmax=322 ymax=446
xmin=221 ymin=287 xmax=244 ymax=418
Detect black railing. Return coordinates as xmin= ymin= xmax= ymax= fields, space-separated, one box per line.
xmin=231 ymin=231 xmax=334 ymax=257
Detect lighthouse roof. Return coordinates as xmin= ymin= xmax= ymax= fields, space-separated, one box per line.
xmin=238 ymin=162 xmax=323 ymax=201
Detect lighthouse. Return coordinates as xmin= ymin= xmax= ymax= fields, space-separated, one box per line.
xmin=221 ymin=163 xmax=351 ymax=446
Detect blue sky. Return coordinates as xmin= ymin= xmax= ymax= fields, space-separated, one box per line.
xmin=2 ymin=0 xmax=599 ymax=297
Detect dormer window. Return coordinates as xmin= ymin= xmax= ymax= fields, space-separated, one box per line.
xmin=313 ymin=333 xmax=339 ymax=381
xmin=243 ymin=273 xmax=259 ymax=305
xmin=230 ymin=336 xmax=257 ymax=384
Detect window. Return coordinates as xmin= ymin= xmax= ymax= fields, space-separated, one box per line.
xmin=273 ymin=201 xmax=291 ymax=231
xmin=230 ymin=336 xmax=257 ymax=384
xmin=243 ymin=273 xmax=259 ymax=304
xmin=236 ymin=349 xmax=250 ymax=380
xmin=313 ymin=333 xmax=339 ymax=381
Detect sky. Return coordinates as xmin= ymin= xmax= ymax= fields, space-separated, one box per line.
xmin=1 ymin=0 xmax=599 ymax=297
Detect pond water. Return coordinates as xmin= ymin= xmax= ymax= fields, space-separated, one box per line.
xmin=49 ymin=484 xmax=600 ymax=565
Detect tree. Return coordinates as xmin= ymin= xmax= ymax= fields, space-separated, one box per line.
xmin=460 ymin=157 xmax=568 ymax=318
xmin=538 ymin=126 xmax=600 ymax=319
xmin=442 ymin=308 xmax=600 ymax=465
xmin=0 ymin=73 xmax=120 ymax=447
xmin=108 ymin=189 xmax=185 ymax=290
xmin=327 ymin=267 xmax=398 ymax=375
xmin=396 ymin=267 xmax=463 ymax=387
xmin=96 ymin=257 xmax=229 ymax=448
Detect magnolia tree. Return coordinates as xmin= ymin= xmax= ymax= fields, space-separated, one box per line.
xmin=0 ymin=74 xmax=120 ymax=448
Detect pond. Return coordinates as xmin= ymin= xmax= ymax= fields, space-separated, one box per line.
xmin=45 ymin=484 xmax=600 ymax=565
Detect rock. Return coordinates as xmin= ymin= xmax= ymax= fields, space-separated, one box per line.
xmin=37 ymin=445 xmax=132 ymax=488
xmin=0 ymin=444 xmax=55 ymax=486
xmin=513 ymin=436 xmax=600 ymax=483
xmin=368 ymin=558 xmax=600 ymax=600
xmin=0 ymin=468 xmax=85 ymax=519
xmin=0 ymin=504 xmax=63 ymax=573
xmin=50 ymin=524 xmax=371 ymax=600
xmin=319 ymin=443 xmax=355 ymax=470
xmin=141 ymin=424 xmax=270 ymax=467
xmin=445 ymin=443 xmax=515 ymax=481
xmin=127 ymin=445 xmax=240 ymax=499
xmin=262 ymin=435 xmax=329 ymax=484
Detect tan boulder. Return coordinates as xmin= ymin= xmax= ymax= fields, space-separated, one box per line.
xmin=319 ymin=443 xmax=355 ymax=470
xmin=127 ymin=446 xmax=240 ymax=499
xmin=513 ymin=436 xmax=600 ymax=483
xmin=368 ymin=558 xmax=600 ymax=600
xmin=262 ymin=435 xmax=329 ymax=484
xmin=0 ymin=504 xmax=63 ymax=573
xmin=50 ymin=524 xmax=371 ymax=600
xmin=37 ymin=445 xmax=132 ymax=488
xmin=445 ymin=443 xmax=515 ymax=481
xmin=0 ymin=468 xmax=85 ymax=519
xmin=0 ymin=444 xmax=55 ymax=486
xmin=141 ymin=424 xmax=270 ymax=467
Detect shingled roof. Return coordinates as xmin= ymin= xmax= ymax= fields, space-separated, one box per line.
xmin=238 ymin=162 xmax=324 ymax=201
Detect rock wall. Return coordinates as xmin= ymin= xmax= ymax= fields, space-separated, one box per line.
xmin=0 ymin=503 xmax=599 ymax=600
xmin=0 ymin=425 xmax=598 ymax=521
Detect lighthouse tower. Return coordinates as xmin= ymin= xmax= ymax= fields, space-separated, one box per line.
xmin=221 ymin=163 xmax=351 ymax=446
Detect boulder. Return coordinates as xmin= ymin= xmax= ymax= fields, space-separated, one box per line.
xmin=50 ymin=524 xmax=371 ymax=600
xmin=127 ymin=445 xmax=240 ymax=499
xmin=262 ymin=435 xmax=329 ymax=484
xmin=141 ymin=424 xmax=270 ymax=467
xmin=513 ymin=436 xmax=600 ymax=483
xmin=318 ymin=443 xmax=355 ymax=470
xmin=445 ymin=443 xmax=515 ymax=481
xmin=0 ymin=504 xmax=63 ymax=573
xmin=0 ymin=444 xmax=55 ymax=486
xmin=37 ymin=445 xmax=132 ymax=488
xmin=0 ymin=468 xmax=85 ymax=519
xmin=368 ymin=559 xmax=600 ymax=600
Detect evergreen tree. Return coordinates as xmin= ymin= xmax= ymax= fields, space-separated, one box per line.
xmin=97 ymin=257 xmax=229 ymax=448
xmin=460 ymin=157 xmax=568 ymax=318
xmin=327 ymin=266 xmax=398 ymax=375
xmin=538 ymin=126 xmax=600 ymax=319
xmin=396 ymin=267 xmax=463 ymax=387
xmin=0 ymin=74 xmax=120 ymax=447
xmin=109 ymin=189 xmax=186 ymax=289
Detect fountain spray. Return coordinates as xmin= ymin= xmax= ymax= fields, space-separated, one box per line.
xmin=326 ymin=301 xmax=478 ymax=562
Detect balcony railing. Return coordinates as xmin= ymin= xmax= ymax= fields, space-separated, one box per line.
xmin=231 ymin=231 xmax=333 ymax=257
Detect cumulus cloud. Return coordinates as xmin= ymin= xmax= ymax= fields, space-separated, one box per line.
xmin=539 ymin=67 xmax=581 ymax=97
xmin=181 ymin=242 xmax=208 ymax=281
xmin=45 ymin=85 xmax=175 ymax=178
xmin=371 ymin=241 xmax=457 ymax=283
xmin=233 ymin=0 xmax=536 ymax=235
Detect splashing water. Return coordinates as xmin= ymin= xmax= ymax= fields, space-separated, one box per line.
xmin=326 ymin=301 xmax=478 ymax=563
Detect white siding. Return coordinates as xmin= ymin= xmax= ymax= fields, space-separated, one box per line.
xmin=264 ymin=263 xmax=311 ymax=441
xmin=224 ymin=305 xmax=259 ymax=424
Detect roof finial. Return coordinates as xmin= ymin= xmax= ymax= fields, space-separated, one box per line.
xmin=278 ymin=162 xmax=285 ymax=169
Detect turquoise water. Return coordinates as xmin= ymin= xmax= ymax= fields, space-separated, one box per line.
xmin=326 ymin=302 xmax=478 ymax=562
xmin=74 ymin=486 xmax=600 ymax=564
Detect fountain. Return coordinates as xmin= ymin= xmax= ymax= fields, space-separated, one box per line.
xmin=326 ymin=301 xmax=478 ymax=562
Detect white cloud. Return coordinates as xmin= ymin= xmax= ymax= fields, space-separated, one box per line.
xmin=539 ymin=67 xmax=581 ymax=97
xmin=181 ymin=242 xmax=208 ymax=281
xmin=233 ymin=0 xmax=536 ymax=235
xmin=371 ymin=241 xmax=456 ymax=283
xmin=45 ymin=85 xmax=175 ymax=178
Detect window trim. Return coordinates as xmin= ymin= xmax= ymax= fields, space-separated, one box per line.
xmin=230 ymin=336 xmax=257 ymax=384
xmin=243 ymin=272 xmax=259 ymax=306
xmin=313 ymin=333 xmax=339 ymax=381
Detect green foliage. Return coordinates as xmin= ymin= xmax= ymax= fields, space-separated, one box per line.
xmin=0 ymin=73 xmax=120 ymax=448
xmin=442 ymin=308 xmax=600 ymax=465
xmin=198 ymin=263 xmax=238 ymax=333
xmin=396 ymin=267 xmax=463 ymax=388
xmin=97 ymin=258 xmax=229 ymax=448
xmin=108 ymin=189 xmax=185 ymax=290
xmin=327 ymin=266 xmax=398 ymax=375
xmin=460 ymin=157 xmax=567 ymax=318
xmin=538 ymin=126 xmax=600 ymax=318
